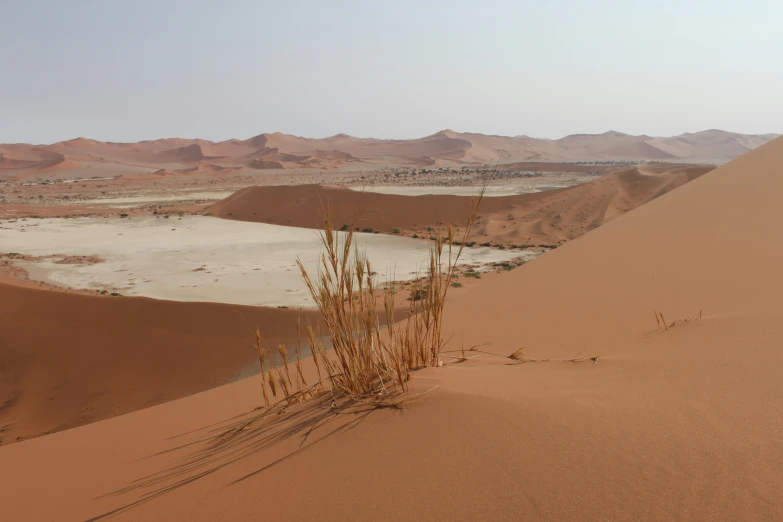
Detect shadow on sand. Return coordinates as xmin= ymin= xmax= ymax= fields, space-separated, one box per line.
xmin=86 ymin=392 xmax=391 ymax=520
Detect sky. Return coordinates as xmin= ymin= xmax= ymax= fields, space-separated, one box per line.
xmin=1 ymin=0 xmax=781 ymax=143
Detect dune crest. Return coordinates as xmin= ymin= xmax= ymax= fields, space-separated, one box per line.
xmin=207 ymin=164 xmax=713 ymax=244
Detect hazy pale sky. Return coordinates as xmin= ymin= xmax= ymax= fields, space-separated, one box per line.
xmin=2 ymin=0 xmax=781 ymax=143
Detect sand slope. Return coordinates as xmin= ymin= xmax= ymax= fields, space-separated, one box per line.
xmin=1 ymin=139 xmax=782 ymax=520
xmin=0 ymin=129 xmax=775 ymax=180
xmin=0 ymin=283 xmax=319 ymax=444
xmin=208 ymin=164 xmax=713 ymax=244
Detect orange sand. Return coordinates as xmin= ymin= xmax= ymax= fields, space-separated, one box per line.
xmin=208 ymin=164 xmax=712 ymax=244
xmin=1 ymin=138 xmax=782 ymax=520
xmin=1 ymin=129 xmax=775 ymax=181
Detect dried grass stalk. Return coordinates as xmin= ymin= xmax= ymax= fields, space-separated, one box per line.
xmin=295 ymin=186 xmax=484 ymax=402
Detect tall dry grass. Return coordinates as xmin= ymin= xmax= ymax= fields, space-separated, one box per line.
xmin=256 ymin=189 xmax=484 ymax=407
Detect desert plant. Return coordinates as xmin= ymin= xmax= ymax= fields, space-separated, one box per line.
xmin=410 ymin=287 xmax=428 ymax=301
xmin=296 ymin=212 xmax=405 ymax=400
xmin=294 ymin=188 xmax=484 ymax=403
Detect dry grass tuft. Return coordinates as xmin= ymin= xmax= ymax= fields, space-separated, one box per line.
xmin=654 ymin=309 xmax=705 ymax=332
xmin=251 ymin=188 xmax=485 ymax=411
xmin=294 ymin=192 xmax=483 ymax=403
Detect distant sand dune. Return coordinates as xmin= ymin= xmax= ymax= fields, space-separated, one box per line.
xmin=207 ymin=164 xmax=713 ymax=244
xmin=0 ymin=129 xmax=776 ymax=179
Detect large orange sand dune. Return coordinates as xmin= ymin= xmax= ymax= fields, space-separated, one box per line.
xmin=0 ymin=284 xmax=319 ymax=444
xmin=208 ymin=164 xmax=712 ymax=244
xmin=1 ymin=139 xmax=782 ymax=520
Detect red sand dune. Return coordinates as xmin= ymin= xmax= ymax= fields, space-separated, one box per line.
xmin=0 ymin=129 xmax=776 ymax=180
xmin=0 ymin=283 xmax=320 ymax=444
xmin=153 ymin=143 xmax=206 ymax=163
xmin=208 ymin=164 xmax=713 ymax=244
xmin=1 ymin=139 xmax=782 ymax=520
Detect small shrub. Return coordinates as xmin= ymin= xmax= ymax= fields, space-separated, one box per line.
xmin=413 ymin=233 xmax=419 ymax=238
xmin=392 ymin=228 xmax=401 ymax=234
xmin=466 ymin=241 xmax=476 ymax=247
xmin=294 ymin=187 xmax=486 ymax=404
xmin=361 ymin=227 xmax=374 ymax=233
xmin=451 ymin=282 xmax=463 ymax=288
xmin=480 ymin=242 xmax=491 ymax=247
xmin=339 ymin=224 xmax=349 ymax=231
xmin=410 ymin=287 xmax=428 ymax=301
xmin=464 ymin=271 xmax=481 ymax=279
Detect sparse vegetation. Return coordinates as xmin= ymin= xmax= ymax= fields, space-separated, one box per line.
xmin=251 ymin=189 xmax=486 ymax=409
